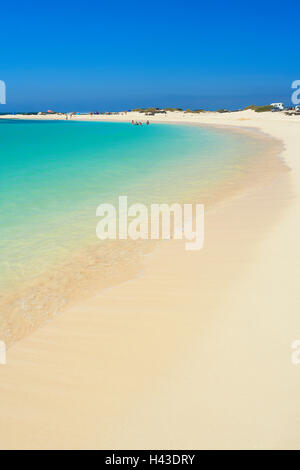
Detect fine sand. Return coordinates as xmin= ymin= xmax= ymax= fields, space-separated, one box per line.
xmin=0 ymin=110 xmax=300 ymax=449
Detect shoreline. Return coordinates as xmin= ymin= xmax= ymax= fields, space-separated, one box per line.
xmin=0 ymin=111 xmax=300 ymax=449
xmin=0 ymin=120 xmax=285 ymax=349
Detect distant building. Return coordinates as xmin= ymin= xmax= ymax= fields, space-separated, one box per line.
xmin=295 ymin=105 xmax=300 ymax=112
xmin=271 ymin=102 xmax=284 ymax=110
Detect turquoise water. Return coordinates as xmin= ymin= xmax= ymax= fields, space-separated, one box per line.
xmin=0 ymin=119 xmax=276 ymax=344
xmin=0 ymin=120 xmax=270 ymax=292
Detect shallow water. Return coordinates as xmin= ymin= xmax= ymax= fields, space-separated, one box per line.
xmin=0 ymin=120 xmax=285 ymax=345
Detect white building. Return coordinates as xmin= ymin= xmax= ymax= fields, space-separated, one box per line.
xmin=271 ymin=102 xmax=284 ymax=110
xmin=295 ymin=105 xmax=300 ymax=112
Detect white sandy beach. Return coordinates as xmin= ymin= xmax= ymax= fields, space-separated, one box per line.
xmin=0 ymin=110 xmax=300 ymax=449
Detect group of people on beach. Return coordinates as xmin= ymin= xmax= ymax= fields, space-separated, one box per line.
xmin=131 ymin=120 xmax=150 ymax=126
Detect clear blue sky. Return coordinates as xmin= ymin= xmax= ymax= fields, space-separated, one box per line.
xmin=1 ymin=0 xmax=299 ymax=111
